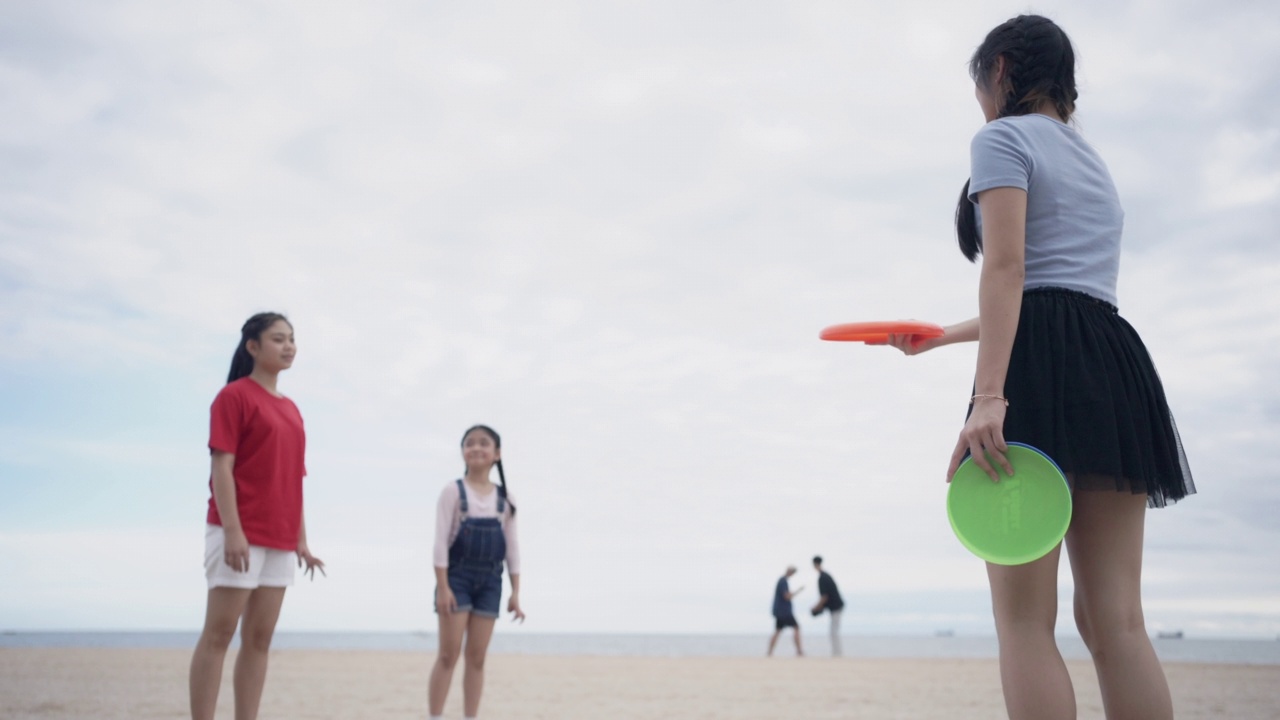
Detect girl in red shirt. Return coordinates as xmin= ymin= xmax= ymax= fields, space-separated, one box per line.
xmin=189 ymin=312 xmax=325 ymax=720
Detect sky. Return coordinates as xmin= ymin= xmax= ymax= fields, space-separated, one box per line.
xmin=1 ymin=0 xmax=1278 ymax=638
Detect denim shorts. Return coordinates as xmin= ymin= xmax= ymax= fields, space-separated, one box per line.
xmin=438 ymin=563 xmax=502 ymax=618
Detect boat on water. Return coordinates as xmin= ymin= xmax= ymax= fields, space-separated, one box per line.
xmin=1156 ymin=630 xmax=1184 ymax=640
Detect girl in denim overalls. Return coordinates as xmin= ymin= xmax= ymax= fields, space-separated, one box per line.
xmin=428 ymin=425 xmax=524 ymax=720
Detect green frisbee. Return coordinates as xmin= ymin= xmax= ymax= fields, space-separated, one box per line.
xmin=947 ymin=442 xmax=1072 ymax=566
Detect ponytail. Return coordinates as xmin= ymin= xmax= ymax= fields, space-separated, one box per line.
xmin=227 ymin=312 xmax=291 ymax=384
xmin=955 ymin=179 xmax=981 ymax=262
xmin=495 ymin=458 xmax=516 ymax=516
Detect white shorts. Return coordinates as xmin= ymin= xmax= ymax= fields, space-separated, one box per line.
xmin=204 ymin=524 xmax=295 ymax=590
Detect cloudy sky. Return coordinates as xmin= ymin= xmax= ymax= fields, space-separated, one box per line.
xmin=1 ymin=0 xmax=1277 ymax=638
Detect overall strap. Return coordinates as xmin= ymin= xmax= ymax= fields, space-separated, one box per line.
xmin=455 ymin=479 xmax=469 ymax=519
xmin=497 ymin=486 xmax=507 ymax=515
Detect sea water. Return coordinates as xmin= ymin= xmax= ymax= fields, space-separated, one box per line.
xmin=2 ymin=632 xmax=1278 ymax=665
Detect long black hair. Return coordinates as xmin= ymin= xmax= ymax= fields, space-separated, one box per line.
xmin=461 ymin=424 xmax=516 ymax=516
xmin=227 ymin=312 xmax=291 ymax=384
xmin=956 ymin=15 xmax=1078 ymax=261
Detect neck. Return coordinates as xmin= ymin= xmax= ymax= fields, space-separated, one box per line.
xmin=248 ymin=368 xmax=280 ymax=396
xmin=1033 ymin=101 xmax=1066 ymax=123
xmin=464 ymin=467 xmax=492 ymax=486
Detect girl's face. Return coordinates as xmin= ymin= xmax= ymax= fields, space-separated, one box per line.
xmin=462 ymin=430 xmax=500 ymax=470
xmin=246 ymin=320 xmax=296 ymax=373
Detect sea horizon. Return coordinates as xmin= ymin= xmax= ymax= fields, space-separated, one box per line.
xmin=3 ymin=630 xmax=1278 ymax=665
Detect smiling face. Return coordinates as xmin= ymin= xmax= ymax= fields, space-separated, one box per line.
xmin=245 ymin=319 xmax=296 ymax=374
xmin=461 ymin=428 xmax=501 ymax=472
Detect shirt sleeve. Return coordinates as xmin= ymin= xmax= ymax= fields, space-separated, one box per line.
xmin=208 ymin=385 xmax=243 ymax=454
xmin=433 ymin=483 xmax=460 ymax=569
xmin=969 ymin=120 xmax=1031 ymax=199
xmin=503 ymin=494 xmax=520 ymax=576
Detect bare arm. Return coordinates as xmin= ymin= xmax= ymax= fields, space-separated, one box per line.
xmin=886 ymin=317 xmax=980 ymax=355
xmin=947 ymin=186 xmax=1026 ymax=482
xmin=505 ymin=508 xmax=526 ymax=622
xmin=210 ymin=451 xmax=250 ymax=572
xmin=434 ymin=566 xmax=456 ymax=614
xmin=507 ymin=573 xmax=525 ymax=622
xmin=296 ymin=508 xmax=325 ymax=579
xmin=434 ymin=487 xmax=458 ymax=613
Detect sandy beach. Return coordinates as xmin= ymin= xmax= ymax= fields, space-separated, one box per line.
xmin=2 ymin=648 xmax=1278 ymax=719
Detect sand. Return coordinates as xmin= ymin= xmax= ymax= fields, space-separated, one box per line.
xmin=1 ymin=648 xmax=1277 ymax=719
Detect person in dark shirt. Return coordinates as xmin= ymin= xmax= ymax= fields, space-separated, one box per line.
xmin=810 ymin=555 xmax=845 ymax=656
xmin=768 ymin=565 xmax=804 ymax=657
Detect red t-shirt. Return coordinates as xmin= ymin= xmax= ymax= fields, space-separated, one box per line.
xmin=206 ymin=377 xmax=307 ymax=551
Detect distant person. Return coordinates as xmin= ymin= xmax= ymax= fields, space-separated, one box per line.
xmin=767 ymin=565 xmax=804 ymax=657
xmin=810 ymin=556 xmax=844 ymax=657
xmin=429 ymin=425 xmax=526 ymax=720
xmin=882 ymin=14 xmax=1194 ymax=719
xmin=189 ymin=313 xmax=326 ymax=720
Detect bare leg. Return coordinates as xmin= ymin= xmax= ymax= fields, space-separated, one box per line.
xmin=1066 ymin=489 xmax=1172 ymax=720
xmin=190 ymin=588 xmax=251 ymax=720
xmin=792 ymin=627 xmax=803 ymax=656
xmin=767 ymin=629 xmax=782 ymax=656
xmin=232 ymin=587 xmax=286 ymax=720
xmin=988 ymin=544 xmax=1076 ymax=720
xmin=463 ymin=614 xmax=498 ymax=718
xmin=428 ymin=609 xmax=470 ymax=716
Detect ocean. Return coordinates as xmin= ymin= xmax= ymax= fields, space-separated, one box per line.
xmin=3 ymin=632 xmax=1278 ymax=665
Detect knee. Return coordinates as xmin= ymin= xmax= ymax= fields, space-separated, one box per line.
xmin=240 ymin=626 xmax=275 ymax=654
xmin=436 ymin=648 xmax=461 ymax=671
xmin=465 ymin=648 xmax=487 ymax=672
xmin=1078 ymin=598 xmax=1147 ymax=659
xmin=200 ymin=624 xmax=238 ymax=652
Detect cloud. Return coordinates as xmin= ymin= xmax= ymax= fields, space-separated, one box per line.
xmin=1 ymin=0 xmax=1278 ymax=635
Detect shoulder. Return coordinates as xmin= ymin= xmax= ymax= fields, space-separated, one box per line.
xmin=211 ymin=379 xmax=253 ymax=411
xmin=215 ymin=378 xmax=250 ymax=399
xmin=971 ymin=117 xmax=1035 ymax=151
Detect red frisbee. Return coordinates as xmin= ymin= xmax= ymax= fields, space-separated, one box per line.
xmin=819 ymin=320 xmax=945 ymax=343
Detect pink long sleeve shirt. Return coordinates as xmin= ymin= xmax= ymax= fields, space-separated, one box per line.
xmin=433 ymin=480 xmax=520 ymax=575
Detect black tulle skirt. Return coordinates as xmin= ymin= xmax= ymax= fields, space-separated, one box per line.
xmin=989 ymin=287 xmax=1195 ymax=508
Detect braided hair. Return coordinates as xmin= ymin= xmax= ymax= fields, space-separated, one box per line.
xmin=956 ymin=15 xmax=1078 ymax=261
xmin=461 ymin=424 xmax=517 ymax=516
xmin=227 ymin=312 xmax=291 ymax=384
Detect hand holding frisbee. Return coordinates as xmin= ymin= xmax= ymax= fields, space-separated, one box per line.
xmin=947 ymin=443 xmax=1072 ymax=566
xmin=819 ymin=320 xmax=944 ymax=345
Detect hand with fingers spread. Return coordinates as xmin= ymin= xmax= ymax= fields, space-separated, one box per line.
xmin=224 ymin=528 xmax=251 ymax=573
xmin=947 ymin=395 xmax=1014 ymax=483
xmin=296 ymin=543 xmax=326 ymax=580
